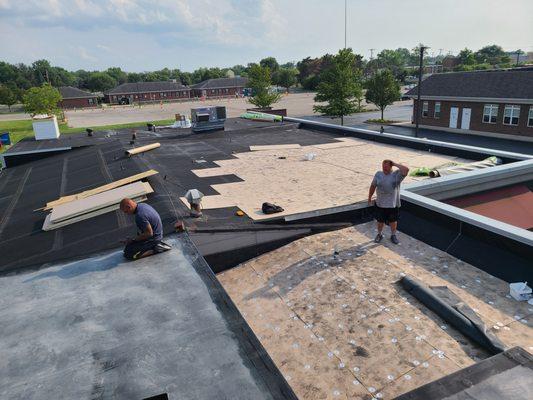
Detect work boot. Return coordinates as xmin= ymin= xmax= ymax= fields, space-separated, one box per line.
xmin=374 ymin=233 xmax=383 ymax=243
xmin=154 ymin=241 xmax=172 ymax=253
xmin=390 ymin=234 xmax=400 ymax=245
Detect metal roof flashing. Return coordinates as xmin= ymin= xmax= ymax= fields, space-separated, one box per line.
xmin=401 ymin=159 xmax=533 ymax=248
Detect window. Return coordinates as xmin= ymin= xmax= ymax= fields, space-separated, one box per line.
xmin=225 ymin=88 xmax=228 ymax=93
xmin=422 ymin=101 xmax=429 ymax=117
xmin=528 ymin=107 xmax=533 ymax=127
xmin=88 ymin=98 xmax=93 ymax=105
xmin=482 ymin=104 xmax=498 ymax=123
xmin=211 ymin=90 xmax=215 ymax=94
xmin=503 ymin=105 xmax=520 ymax=126
xmin=144 ymin=94 xmax=148 ymax=98
xmin=434 ymin=102 xmax=441 ymax=118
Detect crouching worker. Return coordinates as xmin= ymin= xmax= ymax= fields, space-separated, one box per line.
xmin=119 ymin=198 xmax=171 ymax=260
xmin=368 ymin=159 xmax=409 ymax=245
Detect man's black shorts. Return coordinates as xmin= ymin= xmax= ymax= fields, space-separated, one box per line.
xmin=124 ymin=239 xmax=160 ymax=260
xmin=375 ymin=206 xmax=400 ymax=223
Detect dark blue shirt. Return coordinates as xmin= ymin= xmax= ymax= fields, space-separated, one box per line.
xmin=135 ymin=203 xmax=163 ymax=241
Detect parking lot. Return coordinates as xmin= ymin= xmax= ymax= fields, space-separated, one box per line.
xmin=63 ymin=92 xmax=320 ymax=128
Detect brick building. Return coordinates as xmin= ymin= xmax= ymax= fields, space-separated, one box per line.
xmin=406 ymin=69 xmax=533 ymax=139
xmin=104 ymin=81 xmax=190 ymax=105
xmin=191 ymin=77 xmax=248 ymax=98
xmin=58 ymin=86 xmax=98 ymax=109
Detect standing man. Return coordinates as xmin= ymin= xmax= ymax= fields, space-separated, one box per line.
xmin=119 ymin=198 xmax=170 ymax=260
xmin=368 ymin=159 xmax=410 ymax=244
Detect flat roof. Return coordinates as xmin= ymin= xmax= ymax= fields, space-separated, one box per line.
xmin=0 ymin=233 xmax=295 ymax=399
xmin=217 ymin=223 xmax=533 ymax=399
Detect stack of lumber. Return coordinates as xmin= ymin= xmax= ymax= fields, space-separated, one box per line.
xmin=41 ymin=171 xmax=157 ymax=231
xmin=40 ymin=170 xmax=158 ymax=211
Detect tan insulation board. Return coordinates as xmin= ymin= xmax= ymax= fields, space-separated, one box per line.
xmin=43 ymin=195 xmax=147 ymax=231
xmin=125 ymin=142 xmax=160 ymax=156
xmin=50 ymin=181 xmax=153 ymax=223
xmin=42 ymin=169 xmax=158 ymax=210
xmin=217 ymin=222 xmax=533 ymax=400
xmin=189 ymin=138 xmax=469 ymax=218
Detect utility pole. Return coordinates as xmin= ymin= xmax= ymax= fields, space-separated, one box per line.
xmin=515 ymin=50 xmax=521 ymax=67
xmin=369 ymin=48 xmax=375 ymax=60
xmin=344 ymin=0 xmax=347 ymax=49
xmin=415 ymin=46 xmax=428 ymax=138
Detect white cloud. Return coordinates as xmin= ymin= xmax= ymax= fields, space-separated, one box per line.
xmin=77 ymin=45 xmax=97 ymax=61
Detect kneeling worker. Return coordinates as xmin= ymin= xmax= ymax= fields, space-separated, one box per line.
xmin=119 ymin=198 xmax=171 ymax=260
xmin=368 ymin=159 xmax=409 ymax=244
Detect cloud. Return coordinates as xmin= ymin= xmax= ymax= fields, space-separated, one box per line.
xmin=77 ymin=46 xmax=97 ymax=62
xmin=96 ymin=44 xmax=111 ymax=52
xmin=0 ymin=0 xmax=286 ymax=47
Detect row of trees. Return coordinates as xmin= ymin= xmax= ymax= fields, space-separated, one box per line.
xmin=0 ymin=43 xmax=520 ymax=101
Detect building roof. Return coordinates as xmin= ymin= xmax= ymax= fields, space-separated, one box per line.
xmin=105 ymin=81 xmax=190 ymax=95
xmin=405 ymin=69 xmax=533 ymax=100
xmin=192 ymin=76 xmax=249 ymax=90
xmin=0 ymin=229 xmax=296 ymax=400
xmin=58 ymin=86 xmax=97 ymax=99
xmin=218 ymin=223 xmax=533 ymax=399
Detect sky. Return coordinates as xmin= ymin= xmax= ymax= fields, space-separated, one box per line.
xmin=0 ymin=0 xmax=532 ymax=72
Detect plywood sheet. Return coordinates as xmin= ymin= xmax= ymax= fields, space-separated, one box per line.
xmin=42 ymin=169 xmax=158 ymax=210
xmin=250 ymin=144 xmax=301 ymax=151
xmin=218 ymin=223 xmax=533 ymax=399
xmin=192 ymin=138 xmax=468 ymax=220
xmin=50 ymin=181 xmax=153 ymax=223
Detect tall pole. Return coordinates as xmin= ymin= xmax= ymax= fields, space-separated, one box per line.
xmin=344 ymin=0 xmax=347 ymax=49
xmin=515 ymin=50 xmax=521 ymax=67
xmin=415 ymin=46 xmax=427 ymax=138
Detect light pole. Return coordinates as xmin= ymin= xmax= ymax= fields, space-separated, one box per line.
xmin=344 ymin=0 xmax=347 ymax=49
xmin=415 ymin=45 xmax=428 ymax=138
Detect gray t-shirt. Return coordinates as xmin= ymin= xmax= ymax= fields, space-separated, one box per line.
xmin=135 ymin=203 xmax=163 ymax=241
xmin=372 ymin=170 xmax=406 ymax=208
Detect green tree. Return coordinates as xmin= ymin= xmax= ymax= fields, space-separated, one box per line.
xmin=0 ymin=85 xmax=17 ymax=111
xmin=106 ymin=67 xmax=128 ymax=84
xmin=475 ymin=45 xmax=508 ymax=65
xmin=23 ymin=83 xmax=62 ymax=116
xmin=247 ymin=64 xmax=281 ymax=109
xmin=458 ymin=48 xmax=476 ymax=65
xmin=313 ymin=48 xmax=363 ymax=125
xmin=274 ymin=67 xmax=298 ymax=92
xmin=86 ymin=72 xmax=117 ymax=92
xmin=259 ymin=57 xmax=279 ymax=73
xmin=364 ymin=69 xmax=400 ymax=120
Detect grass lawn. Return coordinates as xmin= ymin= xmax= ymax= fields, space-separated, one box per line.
xmin=0 ymin=118 xmax=175 ymax=153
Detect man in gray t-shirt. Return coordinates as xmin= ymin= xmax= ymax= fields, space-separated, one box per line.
xmin=368 ymin=159 xmax=409 ymax=244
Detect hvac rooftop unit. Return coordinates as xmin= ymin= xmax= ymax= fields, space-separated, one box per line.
xmin=191 ymin=106 xmax=226 ymax=133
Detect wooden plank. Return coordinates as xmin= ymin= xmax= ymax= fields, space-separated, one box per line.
xmin=50 ymin=181 xmax=153 ymax=223
xmin=41 ymin=169 xmax=158 ymax=211
xmin=43 ymin=195 xmax=147 ymax=231
xmin=126 ymin=142 xmax=160 ymax=156
xmin=249 ymin=144 xmax=301 ymax=151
